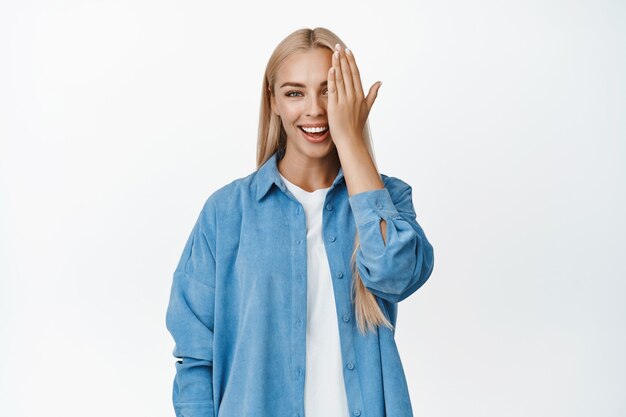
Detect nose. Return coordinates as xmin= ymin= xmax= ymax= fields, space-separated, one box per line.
xmin=306 ymin=94 xmax=326 ymax=117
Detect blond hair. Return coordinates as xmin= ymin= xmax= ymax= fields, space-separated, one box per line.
xmin=256 ymin=27 xmax=394 ymax=335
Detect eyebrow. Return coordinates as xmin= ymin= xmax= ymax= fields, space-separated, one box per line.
xmin=280 ymin=81 xmax=328 ymax=89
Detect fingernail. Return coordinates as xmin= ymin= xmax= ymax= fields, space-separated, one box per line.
xmin=335 ymin=43 xmax=341 ymax=51
xmin=378 ymin=81 xmax=383 ymax=87
xmin=345 ymin=48 xmax=351 ymax=55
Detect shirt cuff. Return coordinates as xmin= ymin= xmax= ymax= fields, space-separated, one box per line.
xmin=348 ymin=187 xmax=401 ymax=226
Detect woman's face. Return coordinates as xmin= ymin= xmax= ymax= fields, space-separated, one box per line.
xmin=270 ymin=47 xmax=335 ymax=160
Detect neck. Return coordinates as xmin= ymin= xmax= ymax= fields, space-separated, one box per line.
xmin=277 ymin=148 xmax=341 ymax=192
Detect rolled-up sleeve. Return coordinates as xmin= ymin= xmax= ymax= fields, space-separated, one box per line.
xmin=348 ymin=177 xmax=435 ymax=303
xmin=165 ymin=198 xmax=217 ymax=417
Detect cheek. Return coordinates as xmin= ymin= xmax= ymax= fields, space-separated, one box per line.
xmin=277 ymin=102 xmax=304 ymax=126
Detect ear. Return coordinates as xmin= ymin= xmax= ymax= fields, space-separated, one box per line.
xmin=267 ymin=87 xmax=279 ymax=116
xmin=269 ymin=89 xmax=279 ymax=117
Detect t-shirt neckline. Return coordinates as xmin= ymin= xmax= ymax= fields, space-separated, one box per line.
xmin=278 ymin=172 xmax=331 ymax=196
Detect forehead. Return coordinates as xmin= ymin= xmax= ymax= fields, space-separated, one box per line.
xmin=276 ymin=48 xmax=333 ymax=84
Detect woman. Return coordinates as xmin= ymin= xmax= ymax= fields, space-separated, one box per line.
xmin=166 ymin=27 xmax=435 ymax=417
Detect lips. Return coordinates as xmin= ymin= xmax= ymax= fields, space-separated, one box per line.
xmin=299 ymin=125 xmax=331 ymax=143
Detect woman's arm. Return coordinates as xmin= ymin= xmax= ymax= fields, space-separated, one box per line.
xmin=326 ymin=44 xmax=435 ymax=303
xmin=349 ymin=176 xmax=435 ymax=303
xmin=165 ymin=197 xmax=217 ymax=417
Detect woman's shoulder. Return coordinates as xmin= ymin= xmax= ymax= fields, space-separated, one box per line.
xmin=197 ymin=170 xmax=415 ymax=216
xmin=197 ymin=168 xmax=263 ymax=216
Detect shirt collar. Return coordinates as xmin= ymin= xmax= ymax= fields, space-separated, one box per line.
xmin=255 ymin=152 xmax=345 ymax=201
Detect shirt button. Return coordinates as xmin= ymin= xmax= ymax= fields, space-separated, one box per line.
xmin=325 ymin=203 xmax=333 ymax=211
xmin=296 ymin=319 xmax=302 ymax=327
xmin=297 ymin=239 xmax=301 ymax=245
xmin=329 ymin=236 xmax=336 ymax=242
xmin=376 ymin=203 xmax=383 ymax=210
xmin=336 ymin=271 xmax=344 ymax=279
xmin=342 ymin=314 xmax=350 ymax=322
xmin=347 ymin=362 xmax=354 ymax=370
xmin=353 ymin=409 xmax=361 ymax=416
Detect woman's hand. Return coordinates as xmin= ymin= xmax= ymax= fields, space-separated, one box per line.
xmin=327 ymin=43 xmax=382 ymax=147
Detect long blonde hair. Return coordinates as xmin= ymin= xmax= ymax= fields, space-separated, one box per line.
xmin=256 ymin=27 xmax=394 ymax=335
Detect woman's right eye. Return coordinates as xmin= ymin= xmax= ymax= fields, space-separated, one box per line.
xmin=286 ymin=91 xmax=302 ymax=97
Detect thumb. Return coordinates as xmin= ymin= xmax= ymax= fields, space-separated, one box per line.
xmin=365 ymin=81 xmax=382 ymax=111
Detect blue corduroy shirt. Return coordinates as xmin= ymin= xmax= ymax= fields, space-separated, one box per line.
xmin=165 ymin=151 xmax=435 ymax=417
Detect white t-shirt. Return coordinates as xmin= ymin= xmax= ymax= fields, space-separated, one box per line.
xmin=279 ymin=172 xmax=350 ymax=417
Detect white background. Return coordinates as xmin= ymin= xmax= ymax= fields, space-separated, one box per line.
xmin=1 ymin=0 xmax=624 ymax=416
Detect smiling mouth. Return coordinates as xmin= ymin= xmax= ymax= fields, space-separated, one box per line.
xmin=298 ymin=125 xmax=331 ymax=143
xmin=298 ymin=125 xmax=329 ymax=135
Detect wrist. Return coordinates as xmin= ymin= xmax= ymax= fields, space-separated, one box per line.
xmin=332 ymin=133 xmax=366 ymax=151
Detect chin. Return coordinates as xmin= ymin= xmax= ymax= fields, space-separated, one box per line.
xmin=284 ymin=133 xmax=337 ymax=161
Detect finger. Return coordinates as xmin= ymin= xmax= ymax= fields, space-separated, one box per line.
xmin=327 ymin=66 xmax=338 ymax=105
xmin=365 ymin=81 xmax=382 ymax=111
xmin=332 ymin=47 xmax=346 ymax=98
xmin=344 ymin=47 xmax=364 ymax=99
xmin=337 ymin=44 xmax=354 ymax=99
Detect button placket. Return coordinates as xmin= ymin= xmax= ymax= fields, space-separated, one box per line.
xmin=291 ymin=198 xmax=307 ymax=409
xmin=320 ymin=192 xmax=367 ymax=416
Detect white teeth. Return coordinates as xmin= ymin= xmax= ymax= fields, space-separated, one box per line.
xmin=301 ymin=126 xmax=328 ymax=133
